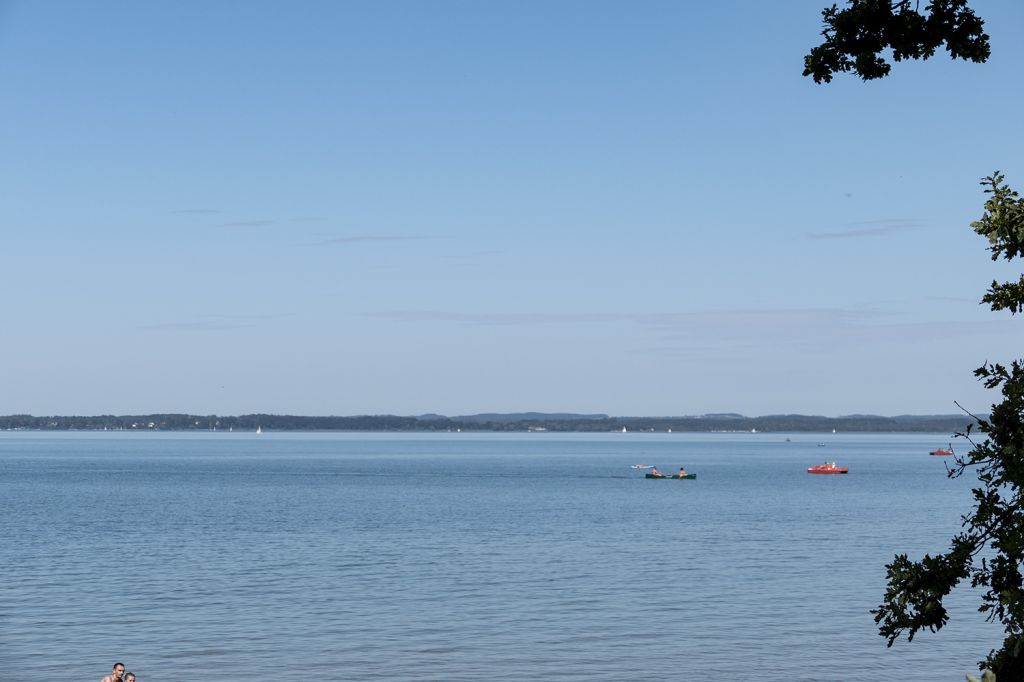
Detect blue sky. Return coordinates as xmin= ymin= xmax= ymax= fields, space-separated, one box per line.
xmin=1 ymin=1 xmax=1022 ymax=417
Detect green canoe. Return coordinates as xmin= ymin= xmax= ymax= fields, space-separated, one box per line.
xmin=645 ymin=473 xmax=696 ymax=480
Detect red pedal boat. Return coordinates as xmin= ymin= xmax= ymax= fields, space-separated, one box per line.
xmin=929 ymin=446 xmax=953 ymax=456
xmin=807 ymin=462 xmax=848 ymax=474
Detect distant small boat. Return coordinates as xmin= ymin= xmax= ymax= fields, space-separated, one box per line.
xmin=631 ymin=464 xmax=655 ymax=470
xmin=646 ymin=473 xmax=697 ymax=480
xmin=256 ymin=426 xmax=262 ymax=434
xmin=808 ymin=462 xmax=848 ymax=474
xmin=930 ymin=445 xmax=953 ymax=456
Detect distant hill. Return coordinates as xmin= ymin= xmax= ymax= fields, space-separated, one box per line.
xmin=450 ymin=412 xmax=609 ymax=423
xmin=0 ymin=412 xmax=976 ymax=433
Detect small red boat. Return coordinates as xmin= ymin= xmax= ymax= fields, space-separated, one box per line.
xmin=929 ymin=446 xmax=953 ymax=456
xmin=807 ymin=462 xmax=848 ymax=474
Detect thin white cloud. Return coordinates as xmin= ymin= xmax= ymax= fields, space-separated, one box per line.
xmin=925 ymin=295 xmax=979 ymax=303
xmin=807 ymin=218 xmax=926 ymax=240
xmin=360 ymin=308 xmax=883 ymax=327
xmin=139 ymin=320 xmax=256 ymax=331
xmin=362 ymin=311 xmax=633 ymax=325
xmin=219 ymin=219 xmax=275 ymax=227
xmin=195 ymin=313 xmax=289 ymax=321
xmin=139 ymin=313 xmax=289 ymax=331
xmin=360 ymin=308 xmax=1015 ymax=349
xmin=311 ymin=235 xmax=428 ymax=246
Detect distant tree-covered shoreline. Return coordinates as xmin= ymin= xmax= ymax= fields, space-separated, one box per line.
xmin=0 ymin=412 xmax=974 ymax=433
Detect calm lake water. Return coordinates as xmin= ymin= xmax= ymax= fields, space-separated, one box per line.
xmin=0 ymin=431 xmax=996 ymax=681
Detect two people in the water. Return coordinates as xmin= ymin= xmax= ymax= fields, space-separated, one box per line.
xmin=100 ymin=662 xmax=136 ymax=682
xmin=649 ymin=466 xmax=687 ymax=478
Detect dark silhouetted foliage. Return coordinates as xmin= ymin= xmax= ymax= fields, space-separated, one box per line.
xmin=806 ymin=2 xmax=1024 ymax=674
xmin=871 ymin=174 xmax=1024 ymax=677
xmin=804 ymin=0 xmax=989 ymax=83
